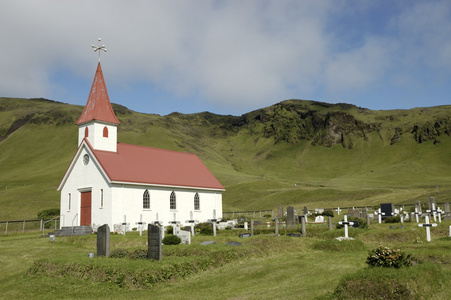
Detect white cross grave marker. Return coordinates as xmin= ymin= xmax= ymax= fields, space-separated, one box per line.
xmin=375 ymin=208 xmax=385 ymax=224
xmin=427 ymin=202 xmax=438 ymax=222
xmin=436 ymin=207 xmax=443 ymax=223
xmin=414 ymin=207 xmax=421 ymax=223
xmin=335 ymin=207 xmax=342 ymax=215
xmin=121 ymin=215 xmax=130 ymax=235
xmin=418 ymin=215 xmax=437 ymax=242
xmin=135 ymin=214 xmax=146 ymax=236
xmin=338 ymin=215 xmax=354 ymax=239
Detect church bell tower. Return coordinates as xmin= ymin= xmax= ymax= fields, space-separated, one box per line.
xmin=76 ymin=39 xmax=120 ymax=152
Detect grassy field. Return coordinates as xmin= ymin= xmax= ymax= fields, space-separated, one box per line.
xmin=1 ymin=218 xmax=450 ymax=299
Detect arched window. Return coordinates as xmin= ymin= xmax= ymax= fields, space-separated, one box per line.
xmin=143 ymin=190 xmax=150 ymax=209
xmin=170 ymin=191 xmax=176 ymax=210
xmin=100 ymin=189 xmax=104 ymax=208
xmin=103 ymin=126 xmax=109 ymax=137
xmin=194 ymin=193 xmax=200 ymax=210
xmin=84 ymin=127 xmax=89 ymax=138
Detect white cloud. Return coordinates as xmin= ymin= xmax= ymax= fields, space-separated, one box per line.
xmin=1 ymin=0 xmax=451 ymax=113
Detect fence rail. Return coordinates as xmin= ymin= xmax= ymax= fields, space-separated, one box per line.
xmin=0 ymin=219 xmax=59 ymax=235
xmin=223 ymin=210 xmax=273 ymax=220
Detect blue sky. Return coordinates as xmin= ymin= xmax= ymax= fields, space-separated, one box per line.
xmin=1 ymin=0 xmax=451 ymax=116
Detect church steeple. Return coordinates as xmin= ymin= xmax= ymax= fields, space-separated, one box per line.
xmin=76 ymin=62 xmax=120 ymax=126
xmin=77 ymin=60 xmax=119 ymax=152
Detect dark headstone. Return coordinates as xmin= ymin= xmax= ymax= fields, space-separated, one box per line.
xmin=380 ymin=203 xmax=394 ymax=219
xmin=351 ymin=220 xmax=360 ymax=228
xmin=287 ymin=206 xmax=296 ymax=228
xmin=303 ymin=206 xmax=309 ymax=215
xmin=428 ymin=197 xmax=436 ymax=211
xmin=227 ymin=241 xmax=242 ymax=246
xmin=238 ymin=217 xmax=247 ymax=223
xmin=97 ymin=224 xmax=110 ymax=257
xmin=147 ymin=224 xmax=162 ymax=260
xmin=239 ymin=233 xmax=252 ymax=238
xmin=200 ymin=241 xmax=216 ymax=245
xmin=444 ymin=202 xmax=450 ymax=213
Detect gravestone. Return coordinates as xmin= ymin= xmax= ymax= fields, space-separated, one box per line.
xmin=300 ymin=215 xmax=306 ymax=236
xmin=415 ymin=201 xmax=422 ymax=213
xmin=338 ymin=215 xmax=354 ymax=239
xmin=176 ymin=230 xmax=191 ymax=245
xmin=428 ymin=197 xmax=436 ymax=211
xmin=314 ymin=208 xmax=324 ymax=214
xmin=278 ymin=205 xmax=284 ymax=218
xmin=444 ymin=202 xmax=450 ymax=213
xmin=239 ymin=233 xmax=252 ymax=238
xmin=286 ymin=233 xmax=301 ymax=237
xmin=362 ymin=207 xmax=368 ymax=219
xmin=287 ymin=206 xmax=296 ymax=229
xmin=314 ymin=216 xmax=324 ymax=223
xmin=418 ymin=215 xmax=437 ymax=242
xmin=328 ymin=216 xmax=333 ymax=230
xmin=147 ymin=224 xmax=162 ymax=260
xmin=348 ymin=209 xmax=361 ymax=219
xmin=303 ymin=206 xmax=309 ymax=215
xmin=96 ymin=224 xmax=110 ymax=257
xmin=200 ymin=241 xmax=216 ymax=245
xmin=227 ymin=241 xmax=242 ymax=246
xmin=380 ymin=203 xmax=394 ymax=220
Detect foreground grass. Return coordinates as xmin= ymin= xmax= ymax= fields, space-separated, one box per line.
xmin=1 ymin=221 xmax=450 ymax=299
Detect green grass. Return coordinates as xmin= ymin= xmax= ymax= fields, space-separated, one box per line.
xmin=1 ymin=221 xmax=450 ymax=299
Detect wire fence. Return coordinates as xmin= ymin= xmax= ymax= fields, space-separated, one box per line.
xmin=222 ymin=210 xmax=274 ymax=220
xmin=0 ymin=219 xmax=59 ymax=235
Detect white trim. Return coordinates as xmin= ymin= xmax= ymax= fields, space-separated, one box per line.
xmin=110 ymin=180 xmax=225 ymax=192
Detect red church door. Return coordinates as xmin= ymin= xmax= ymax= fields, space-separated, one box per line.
xmin=80 ymin=191 xmax=92 ymax=226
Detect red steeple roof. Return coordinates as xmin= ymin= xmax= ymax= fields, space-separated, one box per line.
xmin=76 ymin=62 xmax=120 ymax=125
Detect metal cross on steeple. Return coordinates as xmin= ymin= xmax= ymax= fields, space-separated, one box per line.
xmin=92 ymin=38 xmax=107 ymax=62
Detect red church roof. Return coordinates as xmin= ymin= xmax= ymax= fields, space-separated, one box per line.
xmin=76 ymin=63 xmax=120 ymax=125
xmin=91 ymin=142 xmax=224 ymax=190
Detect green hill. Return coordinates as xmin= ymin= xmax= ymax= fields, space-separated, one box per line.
xmin=1 ymin=97 xmax=451 ymax=220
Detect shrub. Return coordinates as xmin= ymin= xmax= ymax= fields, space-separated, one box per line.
xmin=322 ymin=210 xmax=334 ymax=218
xmin=384 ymin=216 xmax=401 ymax=223
xmin=366 ymin=246 xmax=412 ymax=268
xmin=37 ymin=208 xmax=60 ymax=219
xmin=194 ymin=222 xmax=214 ymax=235
xmin=110 ymin=248 xmax=129 ymax=258
xmin=166 ymin=226 xmax=174 ymax=235
xmin=263 ymin=214 xmax=272 ymax=218
xmin=129 ymin=249 xmax=147 ymax=259
xmin=162 ymin=234 xmax=181 ymax=245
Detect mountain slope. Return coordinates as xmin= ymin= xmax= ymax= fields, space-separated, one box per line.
xmin=1 ymin=97 xmax=450 ymax=220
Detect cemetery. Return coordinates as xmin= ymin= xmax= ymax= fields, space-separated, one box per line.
xmin=0 ymin=202 xmax=450 ymax=299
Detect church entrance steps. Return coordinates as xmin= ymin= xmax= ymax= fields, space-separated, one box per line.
xmin=49 ymin=225 xmax=93 ymax=237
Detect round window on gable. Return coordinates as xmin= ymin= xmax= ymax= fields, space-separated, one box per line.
xmin=83 ymin=154 xmax=90 ymax=166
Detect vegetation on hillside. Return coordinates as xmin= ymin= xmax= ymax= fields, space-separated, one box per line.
xmin=1 ymin=97 xmax=451 ymax=220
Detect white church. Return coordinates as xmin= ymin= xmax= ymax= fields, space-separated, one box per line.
xmin=57 ymin=62 xmax=224 ymax=232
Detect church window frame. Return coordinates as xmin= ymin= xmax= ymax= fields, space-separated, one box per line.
xmin=100 ymin=189 xmax=104 ymax=209
xmin=170 ymin=191 xmax=176 ymax=210
xmin=103 ymin=126 xmax=108 ymax=138
xmin=84 ymin=127 xmax=89 ymax=138
xmin=143 ymin=190 xmax=150 ymax=209
xmin=194 ymin=193 xmax=200 ymax=210
xmin=68 ymin=193 xmax=71 ymax=211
